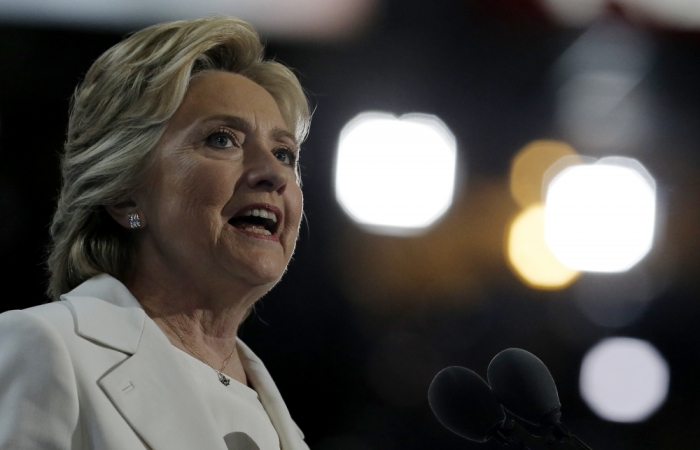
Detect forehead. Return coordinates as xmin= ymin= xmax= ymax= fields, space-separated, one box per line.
xmin=169 ymin=71 xmax=288 ymax=132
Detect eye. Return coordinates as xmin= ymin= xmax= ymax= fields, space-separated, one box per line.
xmin=205 ymin=128 xmax=240 ymax=149
xmin=274 ymin=147 xmax=298 ymax=167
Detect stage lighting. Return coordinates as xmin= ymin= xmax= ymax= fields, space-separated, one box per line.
xmin=580 ymin=337 xmax=669 ymax=422
xmin=544 ymin=157 xmax=656 ymax=272
xmin=335 ymin=112 xmax=457 ymax=236
xmin=507 ymin=204 xmax=580 ymax=290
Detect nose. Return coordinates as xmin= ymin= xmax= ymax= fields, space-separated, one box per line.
xmin=243 ymin=144 xmax=289 ymax=194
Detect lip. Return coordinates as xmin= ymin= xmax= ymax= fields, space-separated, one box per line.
xmin=229 ymin=202 xmax=283 ymax=242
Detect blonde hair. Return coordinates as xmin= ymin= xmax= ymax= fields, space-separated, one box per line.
xmin=47 ymin=16 xmax=311 ymax=300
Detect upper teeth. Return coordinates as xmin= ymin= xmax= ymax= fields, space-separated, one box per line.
xmin=241 ymin=208 xmax=278 ymax=223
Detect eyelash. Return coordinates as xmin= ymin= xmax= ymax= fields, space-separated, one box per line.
xmin=274 ymin=147 xmax=298 ymax=168
xmin=205 ymin=127 xmax=298 ymax=168
xmin=205 ymin=127 xmax=241 ymax=149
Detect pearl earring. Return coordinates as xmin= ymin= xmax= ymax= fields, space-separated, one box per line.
xmin=127 ymin=213 xmax=142 ymax=229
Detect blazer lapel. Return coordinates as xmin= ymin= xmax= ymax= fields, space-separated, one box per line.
xmin=62 ymin=275 xmax=226 ymax=450
xmin=98 ymin=318 xmax=226 ymax=450
xmin=238 ymin=340 xmax=309 ymax=450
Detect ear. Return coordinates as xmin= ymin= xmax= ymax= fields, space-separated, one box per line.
xmin=105 ymin=200 xmax=147 ymax=229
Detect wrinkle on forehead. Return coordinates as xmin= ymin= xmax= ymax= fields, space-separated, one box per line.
xmin=175 ymin=71 xmax=290 ymax=137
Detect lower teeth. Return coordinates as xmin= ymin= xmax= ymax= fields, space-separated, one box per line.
xmin=243 ymin=227 xmax=271 ymax=236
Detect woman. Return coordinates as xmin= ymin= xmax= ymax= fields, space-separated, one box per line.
xmin=0 ymin=16 xmax=311 ymax=450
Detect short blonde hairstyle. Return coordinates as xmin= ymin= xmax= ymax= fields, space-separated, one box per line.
xmin=47 ymin=16 xmax=311 ymax=301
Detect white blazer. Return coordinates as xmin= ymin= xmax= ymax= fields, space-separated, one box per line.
xmin=0 ymin=274 xmax=310 ymax=450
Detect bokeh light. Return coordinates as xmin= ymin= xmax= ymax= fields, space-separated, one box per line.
xmin=554 ymin=19 xmax=654 ymax=155
xmin=557 ymin=72 xmax=652 ymax=154
xmin=510 ymin=140 xmax=581 ymax=209
xmin=540 ymin=0 xmax=606 ymax=27
xmin=580 ymin=337 xmax=669 ymax=422
xmin=544 ymin=157 xmax=656 ymax=272
xmin=335 ymin=112 xmax=457 ymax=235
xmin=540 ymin=0 xmax=700 ymax=29
xmin=617 ymin=0 xmax=700 ymax=30
xmin=507 ymin=203 xmax=580 ymax=290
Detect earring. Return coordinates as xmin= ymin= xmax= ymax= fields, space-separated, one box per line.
xmin=127 ymin=213 xmax=142 ymax=229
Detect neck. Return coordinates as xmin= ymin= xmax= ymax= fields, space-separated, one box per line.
xmin=123 ymin=256 xmax=268 ymax=385
xmin=126 ymin=270 xmax=254 ymax=340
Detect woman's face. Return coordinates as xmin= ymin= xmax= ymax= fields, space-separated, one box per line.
xmin=134 ymin=71 xmax=303 ymax=293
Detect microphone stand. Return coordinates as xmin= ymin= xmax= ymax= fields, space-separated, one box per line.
xmin=491 ymin=413 xmax=592 ymax=450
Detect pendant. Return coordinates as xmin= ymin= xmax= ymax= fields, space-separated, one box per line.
xmin=218 ymin=372 xmax=231 ymax=386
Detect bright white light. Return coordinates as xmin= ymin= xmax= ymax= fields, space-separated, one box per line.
xmin=335 ymin=112 xmax=457 ymax=235
xmin=544 ymin=157 xmax=656 ymax=272
xmin=0 ymin=0 xmax=377 ymax=38
xmin=580 ymin=337 xmax=669 ymax=422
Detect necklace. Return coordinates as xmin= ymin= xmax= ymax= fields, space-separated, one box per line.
xmin=142 ymin=306 xmax=236 ymax=386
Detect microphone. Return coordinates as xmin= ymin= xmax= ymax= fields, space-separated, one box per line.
xmin=428 ymin=366 xmax=506 ymax=443
xmin=428 ymin=350 xmax=593 ymax=449
xmin=487 ymin=348 xmax=562 ymax=426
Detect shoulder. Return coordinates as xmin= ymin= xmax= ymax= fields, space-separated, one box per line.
xmin=0 ymin=301 xmax=76 ymax=347
xmin=0 ymin=305 xmax=82 ymax=448
xmin=0 ymin=302 xmax=77 ymax=364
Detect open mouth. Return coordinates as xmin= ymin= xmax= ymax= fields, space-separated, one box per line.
xmin=228 ymin=205 xmax=281 ymax=237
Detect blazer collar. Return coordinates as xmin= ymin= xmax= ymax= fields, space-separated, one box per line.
xmin=60 ymin=274 xmax=308 ymax=450
xmin=61 ymin=273 xmax=145 ymax=354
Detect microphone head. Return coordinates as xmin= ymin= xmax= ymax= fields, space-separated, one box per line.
xmin=428 ymin=366 xmax=505 ymax=442
xmin=487 ymin=348 xmax=561 ymax=426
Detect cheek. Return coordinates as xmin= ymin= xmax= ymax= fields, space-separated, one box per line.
xmin=153 ymin=157 xmax=235 ymax=230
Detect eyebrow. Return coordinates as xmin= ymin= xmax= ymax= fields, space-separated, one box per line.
xmin=201 ymin=114 xmax=297 ymax=146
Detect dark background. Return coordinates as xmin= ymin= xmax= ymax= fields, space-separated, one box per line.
xmin=2 ymin=0 xmax=700 ymax=448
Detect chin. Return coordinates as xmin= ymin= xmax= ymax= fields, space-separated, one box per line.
xmin=236 ymin=260 xmax=289 ymax=288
